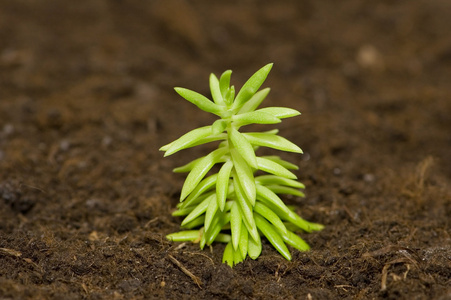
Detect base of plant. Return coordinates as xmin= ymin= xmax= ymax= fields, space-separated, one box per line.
xmin=167 ymin=177 xmax=324 ymax=267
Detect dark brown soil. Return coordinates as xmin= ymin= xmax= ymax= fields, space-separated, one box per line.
xmin=1 ymin=1 xmax=450 ymax=299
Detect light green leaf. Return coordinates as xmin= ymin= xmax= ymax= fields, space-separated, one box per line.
xmin=216 ymin=160 xmax=233 ymax=211
xmin=247 ymin=231 xmax=262 ymax=259
xmin=183 ymin=174 xmax=217 ymax=204
xmin=210 ymin=73 xmax=225 ymax=106
xmin=257 ymin=107 xmax=300 ymax=119
xmin=233 ymin=177 xmax=259 ymax=242
xmin=285 ymin=211 xmax=324 ymax=233
xmin=243 ymin=133 xmax=303 ymax=153
xmin=204 ymin=194 xmax=218 ymax=232
xmin=179 ymin=191 xmax=213 ymax=210
xmin=256 ymin=184 xmax=292 ymax=217
xmin=262 ymin=156 xmax=299 ymax=170
xmin=175 ymin=87 xmax=224 ymax=116
xmin=212 ymin=119 xmax=228 ymax=135
xmin=167 ymin=230 xmax=200 ymax=242
xmin=238 ymin=88 xmax=271 ymax=114
xmin=205 ymin=212 xmax=231 ymax=246
xmin=232 ymin=110 xmax=281 ymax=127
xmin=181 ymin=147 xmax=228 ymax=200
xmin=161 ymin=126 xmax=212 ymax=156
xmin=223 ymin=241 xmax=234 ymax=267
xmin=233 ymin=243 xmax=244 ymax=265
xmin=254 ymin=213 xmax=291 ymax=261
xmin=219 ymin=70 xmax=232 ymax=100
xmin=215 ymin=233 xmax=231 ymax=243
xmin=229 ymin=127 xmax=258 ymax=169
xmin=181 ymin=194 xmax=213 ymax=226
xmin=255 ymin=175 xmax=305 ymax=189
xmin=233 ymin=63 xmax=273 ymax=110
xmin=280 ymin=230 xmax=310 ymax=251
xmin=225 ymin=85 xmax=235 ymax=106
xmin=256 ymin=184 xmax=323 ymax=233
xmin=266 ymin=185 xmax=305 ymax=197
xmin=254 ymin=202 xmax=288 ymax=235
xmin=230 ymin=201 xmax=242 ymax=250
xmin=239 ymin=222 xmax=248 ymax=259
xmin=230 ymin=149 xmax=256 ymax=204
xmin=172 ymin=207 xmax=194 ymax=217
xmin=181 ymin=215 xmax=205 ymax=229
xmin=256 ymin=157 xmax=297 ymax=179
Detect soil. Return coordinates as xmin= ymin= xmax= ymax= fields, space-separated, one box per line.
xmin=1 ymin=0 xmax=450 ymax=299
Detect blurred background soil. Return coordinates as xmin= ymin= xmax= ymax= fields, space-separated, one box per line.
xmin=0 ymin=0 xmax=450 ymax=299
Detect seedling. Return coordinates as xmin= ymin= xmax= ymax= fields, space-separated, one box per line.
xmin=160 ymin=63 xmax=323 ymax=266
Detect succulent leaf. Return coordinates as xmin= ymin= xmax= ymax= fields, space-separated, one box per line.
xmin=233 ymin=63 xmax=273 ymax=110
xmin=257 ymin=107 xmax=300 ymax=119
xmin=210 ymin=73 xmax=225 ymax=106
xmin=175 ymin=87 xmax=224 ymax=115
xmin=244 ymin=132 xmax=303 ymax=153
xmin=256 ymin=157 xmax=297 ymax=179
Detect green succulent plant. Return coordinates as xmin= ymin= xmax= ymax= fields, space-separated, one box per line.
xmin=160 ymin=63 xmax=323 ymax=267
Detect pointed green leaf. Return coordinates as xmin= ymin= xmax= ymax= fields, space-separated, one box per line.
xmin=161 ymin=126 xmax=211 ymax=156
xmin=266 ymin=185 xmax=305 ymax=197
xmin=239 ymin=222 xmax=248 ymax=259
xmin=256 ymin=157 xmax=297 ymax=179
xmin=233 ymin=243 xmax=244 ymax=265
xmin=223 ymin=241 xmax=234 ymax=267
xmin=183 ymin=174 xmax=217 ymax=204
xmin=244 ymin=133 xmax=303 ymax=153
xmin=256 ymin=185 xmax=323 ymax=233
xmin=229 ymin=127 xmax=258 ymax=168
xmin=230 ymin=201 xmax=242 ymax=250
xmin=233 ymin=63 xmax=273 ymax=110
xmin=280 ymin=230 xmax=310 ymax=251
xmin=230 ymin=149 xmax=256 ymax=204
xmin=210 ymin=73 xmax=225 ymax=106
xmin=212 ymin=119 xmax=228 ymax=135
xmin=225 ymin=85 xmax=235 ymax=106
xmin=254 ymin=213 xmax=291 ymax=261
xmin=216 ymin=160 xmax=233 ymax=211
xmin=181 ymin=147 xmax=228 ymax=200
xmin=167 ymin=230 xmax=201 ymax=242
xmin=247 ymin=231 xmax=262 ymax=259
xmin=172 ymin=207 xmax=194 ymax=217
xmin=255 ymin=175 xmax=305 ymax=189
xmin=181 ymin=215 xmax=205 ymax=229
xmin=175 ymin=87 xmax=224 ymax=116
xmin=256 ymin=184 xmax=292 ymax=217
xmin=205 ymin=212 xmax=231 ymax=246
xmin=181 ymin=194 xmax=213 ymax=226
xmin=262 ymin=156 xmax=299 ymax=170
xmin=204 ymin=194 xmax=218 ymax=232
xmin=257 ymin=107 xmax=300 ymax=119
xmin=238 ymin=88 xmax=271 ymax=114
xmin=232 ymin=110 xmax=281 ymax=127
xmin=215 ymin=233 xmax=231 ymax=243
xmin=219 ymin=70 xmax=232 ymax=100
xmin=254 ymin=202 xmax=288 ymax=235
xmin=233 ymin=177 xmax=259 ymax=242
xmin=179 ymin=191 xmax=213 ymax=210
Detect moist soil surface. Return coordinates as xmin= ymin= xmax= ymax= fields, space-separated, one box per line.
xmin=1 ymin=1 xmax=450 ymax=299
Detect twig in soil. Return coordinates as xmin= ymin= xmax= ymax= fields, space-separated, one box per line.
xmin=187 ymin=252 xmax=215 ymax=265
xmin=0 ymin=247 xmax=22 ymax=257
xmin=144 ymin=217 xmax=159 ymax=228
xmin=380 ymin=258 xmax=416 ymax=291
xmin=0 ymin=248 xmax=43 ymax=273
xmin=168 ymin=254 xmax=202 ymax=288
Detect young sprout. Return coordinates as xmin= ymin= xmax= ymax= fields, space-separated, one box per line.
xmin=160 ymin=63 xmax=323 ymax=267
